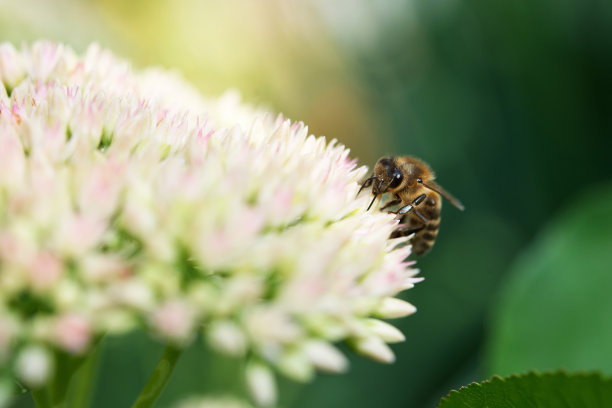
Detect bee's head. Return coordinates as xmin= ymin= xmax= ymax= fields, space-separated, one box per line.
xmin=357 ymin=157 xmax=404 ymax=210
xmin=372 ymin=157 xmax=403 ymax=194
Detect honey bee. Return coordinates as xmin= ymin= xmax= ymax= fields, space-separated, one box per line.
xmin=358 ymin=156 xmax=464 ymax=255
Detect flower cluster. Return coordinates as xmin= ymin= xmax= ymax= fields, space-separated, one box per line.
xmin=0 ymin=41 xmax=420 ymax=405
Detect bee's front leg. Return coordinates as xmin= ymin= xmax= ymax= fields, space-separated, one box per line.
xmin=380 ymin=197 xmax=402 ymax=211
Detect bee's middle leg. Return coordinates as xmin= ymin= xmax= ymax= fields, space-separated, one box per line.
xmin=396 ymin=194 xmax=427 ymax=215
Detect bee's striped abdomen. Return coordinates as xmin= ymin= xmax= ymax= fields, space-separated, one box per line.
xmin=408 ymin=195 xmax=441 ymax=256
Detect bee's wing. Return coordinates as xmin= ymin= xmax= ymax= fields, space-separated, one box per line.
xmin=422 ymin=181 xmax=465 ymax=211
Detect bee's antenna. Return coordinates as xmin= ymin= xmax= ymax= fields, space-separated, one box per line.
xmin=366 ymin=178 xmax=384 ymax=211
xmin=357 ymin=176 xmax=376 ymax=197
xmin=367 ymin=194 xmax=378 ymax=211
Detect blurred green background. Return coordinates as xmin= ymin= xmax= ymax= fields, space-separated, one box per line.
xmin=3 ymin=0 xmax=611 ymax=407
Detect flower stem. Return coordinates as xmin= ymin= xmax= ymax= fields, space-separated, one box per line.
xmin=30 ymin=387 xmax=52 ymax=408
xmin=49 ymin=352 xmax=81 ymax=408
xmin=66 ymin=340 xmax=103 ymax=408
xmin=130 ymin=344 xmax=182 ymax=408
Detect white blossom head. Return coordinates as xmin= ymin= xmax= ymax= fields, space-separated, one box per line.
xmin=0 ymin=41 xmax=421 ymax=404
xmin=173 ymin=396 xmax=254 ymax=408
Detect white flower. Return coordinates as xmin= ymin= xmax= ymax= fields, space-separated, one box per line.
xmin=352 ymin=336 xmax=395 ymax=364
xmin=0 ymin=40 xmax=422 ymax=400
xmin=375 ymin=297 xmax=418 ymax=319
xmin=246 ymin=362 xmax=277 ymax=407
xmin=15 ymin=346 xmax=53 ymax=387
xmin=173 ymin=396 xmax=254 ymax=408
xmin=207 ymin=321 xmax=247 ymax=356
xmin=303 ymin=340 xmax=349 ymax=373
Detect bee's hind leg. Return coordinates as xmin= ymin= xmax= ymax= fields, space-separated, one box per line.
xmin=390 ymin=224 xmax=424 ymax=239
xmin=412 ymin=209 xmax=429 ymax=223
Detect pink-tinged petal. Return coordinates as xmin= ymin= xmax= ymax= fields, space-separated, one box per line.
xmin=78 ymin=159 xmax=126 ymax=218
xmin=0 ymin=229 xmax=35 ymax=268
xmin=29 ymin=251 xmax=63 ymax=290
xmin=151 ymin=300 xmax=196 ymax=343
xmin=54 ymin=214 xmax=107 ymax=256
xmin=53 ymin=314 xmax=91 ymax=354
xmin=0 ymin=122 xmax=26 ymax=188
xmin=0 ymin=43 xmax=25 ymax=88
xmin=23 ymin=41 xmax=65 ymax=82
xmin=80 ymin=255 xmax=131 ymax=283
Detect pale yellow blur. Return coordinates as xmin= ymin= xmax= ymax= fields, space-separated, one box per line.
xmin=0 ymin=0 xmax=387 ymax=162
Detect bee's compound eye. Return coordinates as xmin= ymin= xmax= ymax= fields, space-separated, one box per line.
xmin=389 ymin=172 xmax=403 ymax=188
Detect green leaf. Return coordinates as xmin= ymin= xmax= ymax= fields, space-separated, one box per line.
xmin=486 ymin=184 xmax=612 ymax=376
xmin=438 ymin=372 xmax=612 ymax=408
